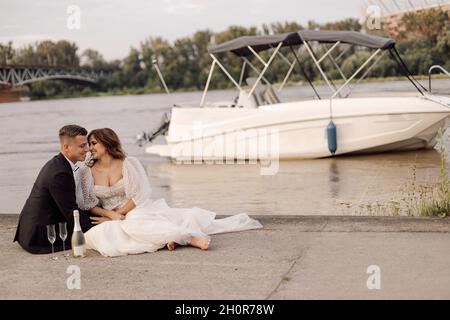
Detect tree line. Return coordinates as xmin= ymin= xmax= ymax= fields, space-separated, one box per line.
xmin=0 ymin=8 xmax=448 ymax=99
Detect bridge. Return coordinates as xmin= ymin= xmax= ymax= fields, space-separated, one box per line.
xmin=0 ymin=65 xmax=103 ymax=87
xmin=363 ymin=0 xmax=450 ymax=16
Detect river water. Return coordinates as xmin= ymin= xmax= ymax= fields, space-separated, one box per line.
xmin=1 ymin=80 xmax=449 ymax=216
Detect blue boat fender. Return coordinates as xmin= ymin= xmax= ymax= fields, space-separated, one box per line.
xmin=327 ymin=120 xmax=337 ymax=155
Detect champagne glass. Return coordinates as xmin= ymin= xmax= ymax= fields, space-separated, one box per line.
xmin=46 ymin=224 xmax=58 ymax=260
xmin=58 ymin=222 xmax=69 ymax=257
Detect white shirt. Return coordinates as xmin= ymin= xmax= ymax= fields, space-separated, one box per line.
xmin=63 ymin=154 xmax=80 ymax=176
xmin=63 ymin=154 xmax=82 ymax=206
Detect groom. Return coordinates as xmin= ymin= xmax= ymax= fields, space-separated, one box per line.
xmin=14 ymin=125 xmax=94 ymax=254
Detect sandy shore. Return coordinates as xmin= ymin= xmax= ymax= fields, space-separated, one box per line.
xmin=2 ymin=214 xmax=450 ymax=299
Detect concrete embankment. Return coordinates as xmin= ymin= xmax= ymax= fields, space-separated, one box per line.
xmin=2 ymin=214 xmax=450 ymax=299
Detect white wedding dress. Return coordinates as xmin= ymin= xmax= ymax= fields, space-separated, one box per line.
xmin=76 ymin=157 xmax=263 ymax=257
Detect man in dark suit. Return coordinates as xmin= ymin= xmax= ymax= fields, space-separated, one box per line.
xmin=14 ymin=125 xmax=94 ymax=254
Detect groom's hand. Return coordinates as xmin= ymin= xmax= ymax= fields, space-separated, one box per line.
xmin=109 ymin=210 xmax=126 ymax=221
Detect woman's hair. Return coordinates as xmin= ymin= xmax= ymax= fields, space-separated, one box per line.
xmin=87 ymin=128 xmax=126 ymax=166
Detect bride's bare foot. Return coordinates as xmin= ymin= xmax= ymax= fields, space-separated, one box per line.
xmin=167 ymin=241 xmax=177 ymax=251
xmin=189 ymin=236 xmax=210 ymax=250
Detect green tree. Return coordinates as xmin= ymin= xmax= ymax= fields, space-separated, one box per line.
xmin=0 ymin=42 xmax=13 ymax=64
xmin=81 ymin=49 xmax=107 ymax=70
xmin=321 ymin=18 xmax=361 ymax=31
xmin=122 ymin=47 xmax=145 ymax=88
xmin=400 ymin=8 xmax=449 ymax=41
xmin=192 ymin=30 xmax=214 ymax=89
xmin=140 ymin=37 xmax=173 ymax=90
xmin=341 ymin=51 xmax=372 ymax=77
xmin=431 ymin=24 xmax=450 ymax=71
xmin=36 ymin=40 xmax=57 ymax=66
xmin=3 ymin=10 xmax=449 ymax=100
xmin=54 ymin=40 xmax=79 ymax=66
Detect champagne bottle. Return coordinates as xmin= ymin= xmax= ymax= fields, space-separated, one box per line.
xmin=71 ymin=210 xmax=86 ymax=257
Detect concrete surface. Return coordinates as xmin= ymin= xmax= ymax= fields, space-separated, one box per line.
xmin=1 ymin=214 xmax=450 ymax=299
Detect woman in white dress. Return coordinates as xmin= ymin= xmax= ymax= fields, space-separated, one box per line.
xmin=77 ymin=128 xmax=263 ymax=257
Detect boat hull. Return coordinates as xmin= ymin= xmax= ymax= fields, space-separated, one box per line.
xmin=146 ymin=96 xmax=450 ymax=160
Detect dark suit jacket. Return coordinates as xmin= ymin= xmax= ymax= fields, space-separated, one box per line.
xmin=14 ymin=153 xmax=94 ymax=254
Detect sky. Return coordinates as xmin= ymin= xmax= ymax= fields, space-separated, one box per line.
xmin=0 ymin=0 xmax=365 ymax=60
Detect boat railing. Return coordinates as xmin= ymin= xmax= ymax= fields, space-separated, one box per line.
xmin=429 ymin=65 xmax=450 ymax=93
xmin=152 ymin=58 xmax=171 ymax=95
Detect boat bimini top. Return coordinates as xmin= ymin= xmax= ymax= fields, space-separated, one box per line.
xmin=201 ymin=30 xmax=428 ymax=109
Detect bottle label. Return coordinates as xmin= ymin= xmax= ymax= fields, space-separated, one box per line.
xmin=73 ymin=245 xmax=85 ymax=257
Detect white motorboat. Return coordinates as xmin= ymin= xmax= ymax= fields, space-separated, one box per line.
xmin=138 ymin=30 xmax=450 ymax=160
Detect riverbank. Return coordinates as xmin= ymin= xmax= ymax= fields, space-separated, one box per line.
xmin=4 ymin=74 xmax=448 ymax=103
xmin=0 ymin=86 xmax=29 ymax=103
xmin=2 ymin=214 xmax=450 ymax=299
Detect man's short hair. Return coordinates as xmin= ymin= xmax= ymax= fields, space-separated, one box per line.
xmin=59 ymin=125 xmax=87 ymax=143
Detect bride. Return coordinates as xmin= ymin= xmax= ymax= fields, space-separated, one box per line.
xmin=76 ymin=128 xmax=263 ymax=257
